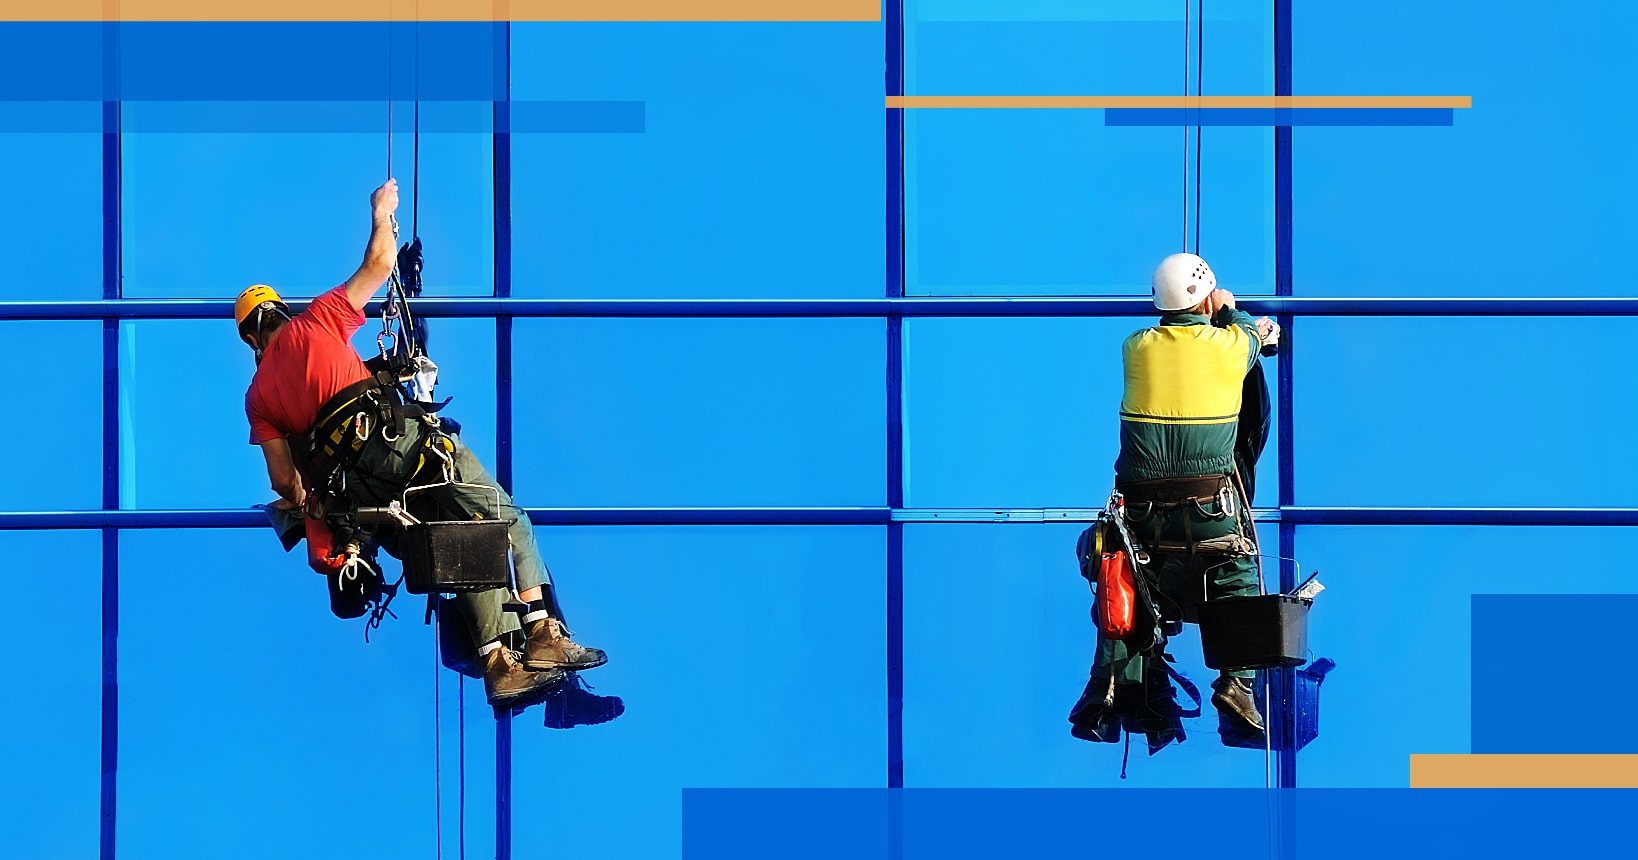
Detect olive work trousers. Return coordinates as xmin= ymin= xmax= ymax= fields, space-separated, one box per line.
xmin=1095 ymin=500 xmax=1260 ymax=683
xmin=344 ymin=420 xmax=551 ymax=649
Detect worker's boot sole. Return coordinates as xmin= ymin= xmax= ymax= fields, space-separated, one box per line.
xmin=523 ymin=652 xmax=608 ymax=673
xmin=487 ymin=668 xmax=567 ymax=710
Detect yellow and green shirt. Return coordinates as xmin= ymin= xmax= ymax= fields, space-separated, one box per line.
xmin=1115 ymin=310 xmax=1261 ymax=483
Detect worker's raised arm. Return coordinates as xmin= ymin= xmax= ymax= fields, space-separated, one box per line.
xmin=342 ymin=178 xmax=401 ymax=311
xmin=258 ymin=437 xmax=307 ymax=510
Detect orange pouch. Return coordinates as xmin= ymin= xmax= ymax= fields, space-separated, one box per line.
xmin=1095 ymin=550 xmax=1136 ymax=638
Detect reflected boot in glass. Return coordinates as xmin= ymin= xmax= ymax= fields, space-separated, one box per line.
xmin=1068 ymin=674 xmax=1122 ymax=744
xmin=523 ymin=616 xmax=608 ymax=673
xmin=1211 ymin=675 xmax=1265 ymax=734
xmin=485 ymin=646 xmax=565 ymax=708
xmin=541 ymin=672 xmax=626 ymax=729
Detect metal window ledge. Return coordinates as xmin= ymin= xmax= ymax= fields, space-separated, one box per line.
xmin=3 ymin=295 xmax=1637 ymax=321
xmin=2 ymin=506 xmax=1633 ymax=530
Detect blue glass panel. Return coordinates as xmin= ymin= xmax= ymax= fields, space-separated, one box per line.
xmin=905 ymin=1 xmax=1272 ymax=295
xmin=0 ymin=322 xmax=103 ymax=511
xmin=116 ymin=528 xmax=447 ymax=857
xmin=509 ymin=22 xmax=882 ymax=298
xmin=1290 ymin=526 xmax=1638 ymax=786
xmin=0 ymin=531 xmax=101 ymax=857
xmin=510 ymin=525 xmax=887 ymax=857
xmin=1293 ymin=0 xmax=1637 ymax=296
xmin=903 ymin=524 xmax=1272 ymax=787
xmin=121 ymin=121 xmax=492 ymax=298
xmin=1292 ymin=317 xmax=1634 ymax=507
xmin=903 ymin=317 xmax=1282 ymax=510
xmin=121 ymin=317 xmax=494 ymax=509
xmin=0 ymin=121 xmax=102 ymax=300
xmin=510 ymin=319 xmax=885 ymax=506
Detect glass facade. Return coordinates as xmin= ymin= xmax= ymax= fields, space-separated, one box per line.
xmin=1 ymin=4 xmax=1634 ymax=858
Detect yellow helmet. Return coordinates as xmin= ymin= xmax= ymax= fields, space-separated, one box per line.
xmin=234 ymin=284 xmax=291 ymax=350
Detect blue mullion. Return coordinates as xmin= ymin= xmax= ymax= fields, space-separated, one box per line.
xmin=99 ymin=84 xmax=121 ymax=860
xmin=1273 ymin=0 xmax=1298 ymax=794
xmin=14 ymin=295 xmax=1638 ymax=321
xmin=885 ymin=0 xmax=906 ymax=796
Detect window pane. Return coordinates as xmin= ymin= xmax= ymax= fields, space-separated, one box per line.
xmin=1293 ymin=1 xmax=1636 ymax=296
xmin=906 ymin=1 xmax=1272 ymax=295
xmin=117 ymin=528 xmax=444 ymax=856
xmin=1290 ymin=526 xmax=1638 ymax=786
xmin=904 ymin=317 xmax=1282 ymax=510
xmin=510 ymin=22 xmax=882 ymax=298
xmin=904 ymin=523 xmax=1273 ymax=786
xmin=0 ymin=531 xmax=101 ymax=857
xmin=0 ymin=122 xmax=102 ymax=300
xmin=1292 ymin=317 xmax=1634 ymax=507
xmin=0 ymin=322 xmax=103 ymax=511
xmin=511 ymin=319 xmax=885 ymax=506
xmin=121 ymin=317 xmax=495 ymax=509
xmin=122 ymin=124 xmax=492 ymax=298
xmin=510 ymin=526 xmax=887 ymax=857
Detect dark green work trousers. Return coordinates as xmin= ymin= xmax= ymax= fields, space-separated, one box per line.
xmin=1095 ymin=499 xmax=1260 ymax=683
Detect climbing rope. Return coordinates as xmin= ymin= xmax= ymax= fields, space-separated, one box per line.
xmin=387 ymin=13 xmax=458 ymax=855
xmin=1182 ymin=0 xmax=1205 ymax=254
xmin=1194 ymin=0 xmax=1204 ymax=255
xmin=1182 ymin=0 xmax=1190 ymax=251
xmin=435 ymin=617 xmax=444 ymax=860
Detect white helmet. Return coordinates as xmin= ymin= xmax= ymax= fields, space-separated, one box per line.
xmin=1152 ymin=252 xmax=1216 ymax=311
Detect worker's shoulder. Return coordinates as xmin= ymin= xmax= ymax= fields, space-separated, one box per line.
xmin=1123 ymin=323 xmax=1163 ymax=346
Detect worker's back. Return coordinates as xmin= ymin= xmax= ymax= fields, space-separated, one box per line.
xmin=1114 ymin=309 xmax=1259 ymax=484
xmin=245 ymin=286 xmax=371 ymax=444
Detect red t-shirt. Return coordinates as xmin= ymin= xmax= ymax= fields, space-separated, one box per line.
xmin=245 ymin=286 xmax=371 ymax=444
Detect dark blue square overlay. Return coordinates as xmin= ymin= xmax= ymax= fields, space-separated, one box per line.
xmin=1472 ymin=594 xmax=1638 ymax=754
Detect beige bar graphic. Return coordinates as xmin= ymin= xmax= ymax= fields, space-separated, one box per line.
xmin=1410 ymin=755 xmax=1638 ymax=788
xmin=888 ymin=95 xmax=1471 ymax=109
xmin=0 ymin=0 xmax=882 ymax=21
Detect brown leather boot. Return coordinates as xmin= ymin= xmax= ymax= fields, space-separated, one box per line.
xmin=483 ymin=645 xmax=564 ymax=708
xmin=522 ymin=617 xmax=608 ymax=672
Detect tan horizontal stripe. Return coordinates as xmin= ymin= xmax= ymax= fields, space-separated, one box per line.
xmin=0 ymin=0 xmax=881 ymax=21
xmin=1410 ymin=754 xmax=1638 ymax=788
xmin=888 ymin=95 xmax=1472 ymax=109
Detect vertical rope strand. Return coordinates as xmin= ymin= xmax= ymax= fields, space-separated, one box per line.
xmin=1182 ymin=0 xmax=1191 ymax=251
xmin=459 ymin=673 xmax=466 ymax=860
xmin=434 ymin=610 xmax=444 ymax=860
xmin=1194 ymin=0 xmax=1204 ymax=255
xmin=412 ymin=0 xmax=421 ymax=238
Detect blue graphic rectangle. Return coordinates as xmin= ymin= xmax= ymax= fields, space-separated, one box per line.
xmin=1472 ymin=594 xmax=1638 ymax=754
xmin=684 ymin=788 xmax=1637 ymax=859
xmin=1104 ymin=108 xmax=1454 ymax=126
xmin=0 ymin=100 xmax=643 ymax=133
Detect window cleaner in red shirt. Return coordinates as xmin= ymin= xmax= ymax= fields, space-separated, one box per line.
xmin=238 ymin=179 xmax=606 ymax=709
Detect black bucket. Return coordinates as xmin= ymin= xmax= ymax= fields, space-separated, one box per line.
xmin=1198 ymin=593 xmax=1311 ymax=671
xmin=401 ymin=519 xmax=513 ymax=595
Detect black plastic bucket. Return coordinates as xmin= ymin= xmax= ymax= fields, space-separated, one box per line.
xmin=401 ymin=519 xmax=513 ymax=595
xmin=1198 ymin=593 xmax=1311 ymax=671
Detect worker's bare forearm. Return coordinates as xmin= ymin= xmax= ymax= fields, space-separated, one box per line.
xmin=272 ymin=477 xmax=306 ymax=506
xmin=343 ymin=179 xmax=402 ymax=310
xmin=343 ymin=214 xmax=397 ymax=306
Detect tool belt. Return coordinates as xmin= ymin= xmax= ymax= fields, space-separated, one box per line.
xmin=1117 ymin=474 xmax=1231 ymax=508
xmin=1116 ymin=474 xmax=1253 ymax=557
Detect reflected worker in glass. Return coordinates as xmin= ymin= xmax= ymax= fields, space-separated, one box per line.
xmin=1091 ymin=253 xmax=1281 ymax=737
xmin=236 ymin=179 xmax=607 ymax=709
